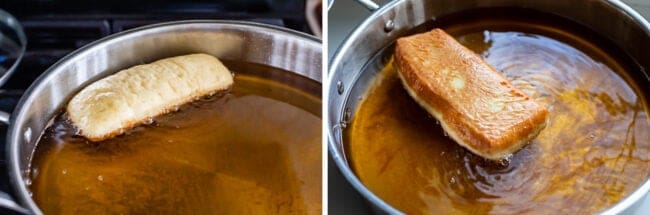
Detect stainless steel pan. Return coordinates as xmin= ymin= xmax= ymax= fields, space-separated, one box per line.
xmin=327 ymin=0 xmax=650 ymax=214
xmin=0 ymin=20 xmax=321 ymax=214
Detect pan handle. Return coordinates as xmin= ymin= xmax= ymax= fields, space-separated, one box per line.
xmin=0 ymin=111 xmax=9 ymax=125
xmin=0 ymin=194 xmax=29 ymax=215
xmin=353 ymin=0 xmax=380 ymax=11
xmin=0 ymin=111 xmax=30 ymax=214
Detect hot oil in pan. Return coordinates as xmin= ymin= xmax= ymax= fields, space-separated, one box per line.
xmin=30 ymin=62 xmax=322 ymax=214
xmin=346 ymin=8 xmax=650 ymax=214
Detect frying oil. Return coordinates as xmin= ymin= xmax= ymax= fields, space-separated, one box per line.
xmin=346 ymin=8 xmax=650 ymax=214
xmin=30 ymin=63 xmax=322 ymax=214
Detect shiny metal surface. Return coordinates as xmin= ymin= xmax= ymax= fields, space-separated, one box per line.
xmin=355 ymin=0 xmax=380 ymax=11
xmin=5 ymin=20 xmax=321 ymax=214
xmin=0 ymin=111 xmax=9 ymax=125
xmin=0 ymin=9 xmax=27 ymax=214
xmin=0 ymin=9 xmax=26 ymax=88
xmin=327 ymin=0 xmax=650 ymax=214
xmin=307 ymin=0 xmax=322 ymax=37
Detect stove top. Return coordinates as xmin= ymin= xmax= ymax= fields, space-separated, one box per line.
xmin=0 ymin=1 xmax=311 ymax=212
